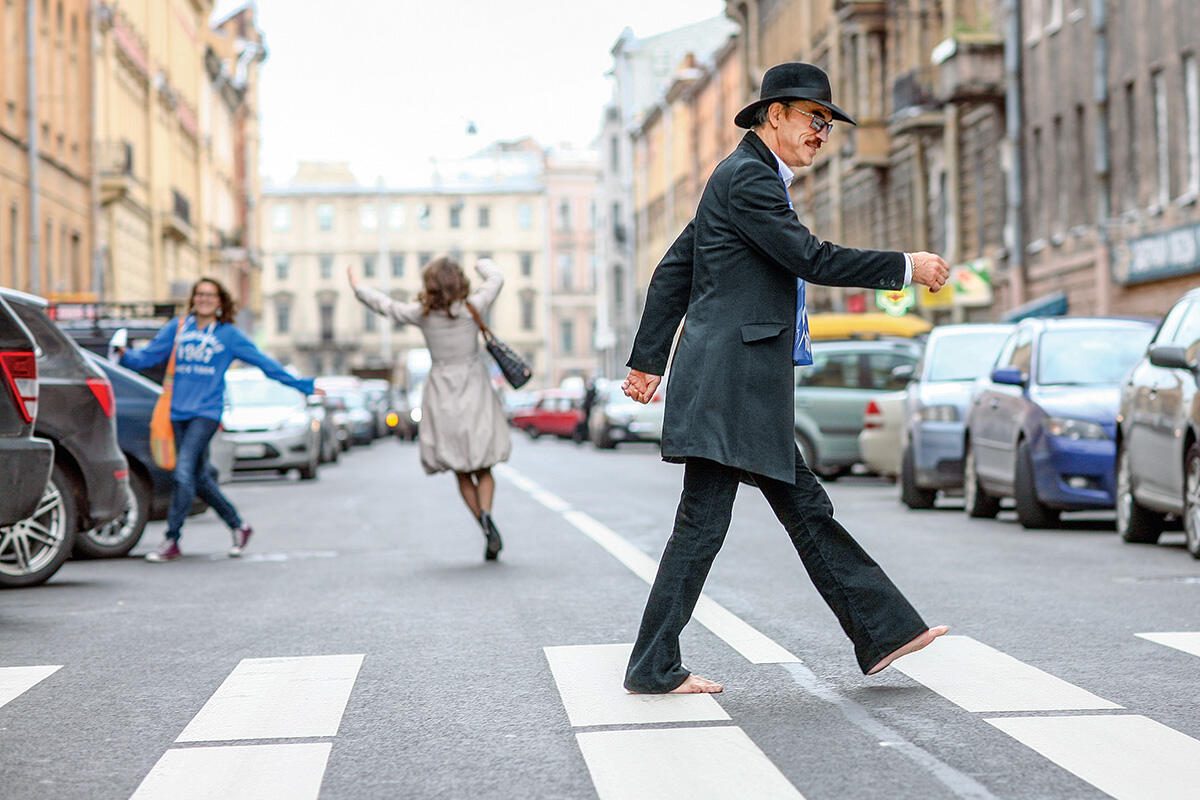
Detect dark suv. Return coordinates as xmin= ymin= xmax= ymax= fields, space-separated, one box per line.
xmin=0 ymin=294 xmax=53 ymax=526
xmin=0 ymin=289 xmax=129 ymax=587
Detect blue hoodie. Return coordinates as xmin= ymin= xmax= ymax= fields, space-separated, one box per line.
xmin=121 ymin=316 xmax=315 ymax=421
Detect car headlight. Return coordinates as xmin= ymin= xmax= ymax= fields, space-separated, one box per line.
xmin=919 ymin=404 xmax=959 ymax=422
xmin=276 ymin=410 xmax=311 ymax=431
xmin=410 ymin=408 xmax=422 ymax=423
xmin=1045 ymin=417 xmax=1108 ymax=440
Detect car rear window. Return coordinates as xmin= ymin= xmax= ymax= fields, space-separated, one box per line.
xmin=7 ymin=299 xmax=71 ymax=362
xmin=0 ymin=297 xmax=35 ymax=350
xmin=926 ymin=331 xmax=1013 ymax=382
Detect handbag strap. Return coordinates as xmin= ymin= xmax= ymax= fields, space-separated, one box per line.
xmin=162 ymin=317 xmax=185 ymax=391
xmin=464 ymin=302 xmax=493 ymax=341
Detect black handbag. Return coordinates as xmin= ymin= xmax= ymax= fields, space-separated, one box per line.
xmin=466 ymin=302 xmax=532 ymax=389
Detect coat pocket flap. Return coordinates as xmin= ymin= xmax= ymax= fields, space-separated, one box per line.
xmin=740 ymin=322 xmax=790 ymax=343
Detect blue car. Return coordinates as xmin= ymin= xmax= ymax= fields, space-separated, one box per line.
xmin=963 ymin=317 xmax=1155 ymax=528
xmin=899 ymin=323 xmax=1014 ymax=508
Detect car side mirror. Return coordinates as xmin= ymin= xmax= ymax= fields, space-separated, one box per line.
xmin=991 ymin=366 xmax=1026 ymax=386
xmin=1148 ymin=343 xmax=1194 ymax=371
xmin=891 ymin=364 xmax=915 ymax=384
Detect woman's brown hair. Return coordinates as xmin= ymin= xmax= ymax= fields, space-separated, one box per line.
xmin=418 ymin=256 xmax=470 ymax=316
xmin=188 ymin=277 xmax=238 ymax=322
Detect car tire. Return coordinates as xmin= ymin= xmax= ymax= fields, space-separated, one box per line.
xmin=73 ymin=469 xmax=150 ymax=559
xmin=1015 ymin=440 xmax=1060 ymax=529
xmin=0 ymin=464 xmax=78 ymax=587
xmin=526 ymin=427 xmax=541 ymax=440
xmin=1184 ymin=444 xmax=1200 ymax=559
xmin=964 ymin=442 xmax=1000 ymax=519
xmin=900 ymin=446 xmax=936 ymax=509
xmin=299 ymin=452 xmax=319 ymax=481
xmin=795 ymin=432 xmax=818 ymax=473
xmin=1116 ymin=442 xmax=1164 ymax=544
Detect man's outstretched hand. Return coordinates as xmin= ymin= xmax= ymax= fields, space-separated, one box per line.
xmin=910 ymin=251 xmax=951 ymax=292
xmin=623 ymin=369 xmax=661 ymax=404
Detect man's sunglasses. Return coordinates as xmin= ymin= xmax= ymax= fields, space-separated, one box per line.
xmin=782 ymin=103 xmax=833 ymax=135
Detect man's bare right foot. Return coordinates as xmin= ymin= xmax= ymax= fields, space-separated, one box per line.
xmin=627 ymin=674 xmax=724 ymax=694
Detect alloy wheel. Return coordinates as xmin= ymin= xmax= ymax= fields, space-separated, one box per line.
xmin=1116 ymin=447 xmax=1133 ymax=536
xmin=1186 ymin=449 xmax=1200 ymax=557
xmin=87 ymin=482 xmax=137 ymax=548
xmin=0 ymin=483 xmax=66 ymax=577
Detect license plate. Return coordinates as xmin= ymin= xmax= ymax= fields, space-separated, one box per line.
xmin=235 ymin=443 xmax=267 ymax=459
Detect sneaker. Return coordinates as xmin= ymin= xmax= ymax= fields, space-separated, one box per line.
xmin=146 ymin=539 xmax=181 ymax=562
xmin=229 ymin=524 xmax=253 ymax=557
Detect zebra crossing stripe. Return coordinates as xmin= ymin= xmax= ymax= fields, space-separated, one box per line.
xmin=129 ymin=742 xmax=332 ymax=800
xmin=1135 ymin=631 xmax=1200 ymax=658
xmin=0 ymin=665 xmax=61 ymax=711
xmin=176 ymin=654 xmax=364 ymax=742
xmin=891 ymin=636 xmax=1121 ymax=712
xmin=984 ymin=715 xmax=1200 ymax=800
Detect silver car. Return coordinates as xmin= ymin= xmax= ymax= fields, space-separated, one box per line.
xmin=222 ymin=370 xmax=321 ymax=480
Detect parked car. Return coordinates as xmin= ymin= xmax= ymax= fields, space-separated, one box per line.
xmin=360 ymin=378 xmax=391 ymax=439
xmin=0 ymin=294 xmax=53 ymax=527
xmin=308 ymin=394 xmax=342 ymax=463
xmin=510 ymin=389 xmax=584 ymax=439
xmin=588 ymin=381 xmax=664 ymax=449
xmin=384 ymin=386 xmax=418 ymax=440
xmin=316 ymin=376 xmax=374 ymax=446
xmin=0 ymin=288 xmax=129 ymax=587
xmin=897 ymin=323 xmax=1015 ymax=508
xmin=858 ymin=391 xmax=906 ymax=479
xmin=222 ymin=369 xmax=321 ymax=479
xmin=793 ymin=338 xmax=922 ymax=478
xmin=56 ymin=315 xmax=175 ymax=385
xmin=963 ymin=317 xmax=1155 ymax=528
xmin=1116 ymin=289 xmax=1200 ymax=554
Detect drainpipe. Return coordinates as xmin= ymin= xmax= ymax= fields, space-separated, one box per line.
xmin=1092 ymin=0 xmax=1112 ymax=314
xmin=26 ymin=0 xmax=41 ymax=294
xmin=1002 ymin=0 xmax=1025 ymax=308
xmin=90 ymin=0 xmax=104 ymax=302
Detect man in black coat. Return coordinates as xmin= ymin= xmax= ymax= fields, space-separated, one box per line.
xmin=622 ymin=63 xmax=951 ymax=694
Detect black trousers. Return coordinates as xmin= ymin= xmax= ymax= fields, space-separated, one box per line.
xmin=624 ymin=448 xmax=929 ymax=693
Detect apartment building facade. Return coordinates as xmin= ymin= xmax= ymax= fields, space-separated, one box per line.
xmin=545 ymin=146 xmax=600 ymax=387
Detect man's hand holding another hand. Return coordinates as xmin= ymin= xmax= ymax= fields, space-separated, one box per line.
xmin=910 ymin=251 xmax=951 ymax=292
xmin=623 ymin=369 xmax=661 ymax=404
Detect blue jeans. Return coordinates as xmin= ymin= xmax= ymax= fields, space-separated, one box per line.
xmin=165 ymin=416 xmax=242 ymax=541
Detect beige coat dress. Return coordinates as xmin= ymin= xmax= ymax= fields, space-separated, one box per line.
xmin=354 ymin=260 xmax=512 ymax=474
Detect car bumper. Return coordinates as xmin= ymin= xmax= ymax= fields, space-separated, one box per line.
xmin=913 ymin=421 xmax=967 ymax=489
xmin=224 ymin=428 xmax=314 ymax=470
xmin=1033 ymin=436 xmax=1116 ymax=510
xmin=0 ymin=436 xmax=54 ymax=525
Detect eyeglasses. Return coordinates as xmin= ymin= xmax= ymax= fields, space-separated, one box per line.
xmin=192 ymin=291 xmax=220 ymax=299
xmin=782 ymin=104 xmax=833 ymax=136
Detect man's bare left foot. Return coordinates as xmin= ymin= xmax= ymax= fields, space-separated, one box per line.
xmin=867 ymin=625 xmax=949 ymax=675
xmin=628 ymin=674 xmax=724 ymax=694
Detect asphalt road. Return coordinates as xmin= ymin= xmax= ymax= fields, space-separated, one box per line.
xmin=3 ymin=434 xmax=1199 ymax=799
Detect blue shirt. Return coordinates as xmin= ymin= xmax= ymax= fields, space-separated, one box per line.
xmin=120 ymin=316 xmax=315 ymax=421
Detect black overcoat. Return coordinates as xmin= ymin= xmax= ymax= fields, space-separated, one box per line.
xmin=628 ymin=131 xmax=906 ymax=483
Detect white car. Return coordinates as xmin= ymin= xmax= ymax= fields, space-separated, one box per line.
xmin=222 ymin=369 xmax=321 ymax=479
xmin=857 ymin=390 xmax=906 ymax=479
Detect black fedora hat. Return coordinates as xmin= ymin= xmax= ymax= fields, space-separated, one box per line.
xmin=734 ymin=62 xmax=856 ymax=129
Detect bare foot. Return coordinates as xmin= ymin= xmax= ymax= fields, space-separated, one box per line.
xmin=866 ymin=625 xmax=949 ymax=676
xmin=628 ymin=674 xmax=724 ymax=694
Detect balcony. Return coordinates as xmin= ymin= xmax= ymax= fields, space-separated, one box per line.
xmin=98 ymin=140 xmax=134 ymax=204
xmin=933 ymin=35 xmax=1005 ymax=103
xmin=162 ymin=188 xmax=193 ymax=241
xmin=843 ymin=119 xmax=890 ymax=170
xmin=889 ymin=67 xmax=944 ymax=135
xmin=836 ymin=0 xmax=887 ymax=33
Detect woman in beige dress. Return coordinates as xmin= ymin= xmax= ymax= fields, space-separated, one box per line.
xmin=348 ymin=257 xmax=512 ymax=560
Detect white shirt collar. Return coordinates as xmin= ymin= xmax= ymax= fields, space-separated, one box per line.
xmin=771 ymin=150 xmax=795 ymax=186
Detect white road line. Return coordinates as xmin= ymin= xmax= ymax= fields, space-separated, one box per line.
xmin=892 ymin=635 xmax=1121 ymax=712
xmin=544 ymin=643 xmax=730 ymax=727
xmin=984 ymin=715 xmax=1200 ymax=800
xmin=576 ymin=726 xmax=806 ymax=800
xmin=129 ymin=743 xmax=332 ymax=800
xmin=176 ymin=655 xmax=364 ymax=742
xmin=498 ymin=464 xmax=800 ymax=665
xmin=1136 ymin=631 xmax=1200 ymax=658
xmin=0 ymin=665 xmax=61 ymax=710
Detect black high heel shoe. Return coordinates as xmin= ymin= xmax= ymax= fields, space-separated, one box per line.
xmin=478 ymin=510 xmax=503 ymax=561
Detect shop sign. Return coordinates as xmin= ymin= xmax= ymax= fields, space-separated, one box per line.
xmin=876 ymin=286 xmax=916 ymax=316
xmin=1111 ymin=221 xmax=1200 ymax=285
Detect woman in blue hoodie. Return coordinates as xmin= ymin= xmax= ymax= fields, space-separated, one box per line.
xmin=118 ymin=277 xmax=319 ymax=562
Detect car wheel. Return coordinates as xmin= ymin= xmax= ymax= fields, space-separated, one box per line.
xmin=73 ymin=470 xmax=150 ymax=559
xmin=1184 ymin=444 xmax=1200 ymax=558
xmin=1015 ymin=440 xmax=1060 ymax=529
xmin=299 ymin=451 xmax=319 ymax=481
xmin=900 ymin=446 xmax=936 ymax=509
xmin=1116 ymin=442 xmax=1164 ymax=543
xmin=526 ymin=427 xmax=541 ymax=441
xmin=795 ymin=432 xmax=818 ymax=473
xmin=964 ymin=442 xmax=1000 ymax=519
xmin=0 ymin=464 xmax=78 ymax=587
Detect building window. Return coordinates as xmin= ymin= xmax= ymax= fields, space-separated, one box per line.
xmin=613 ymin=265 xmax=624 ymax=312
xmin=363 ymin=254 xmax=376 ymax=278
xmin=560 ymin=320 xmax=574 ymax=355
xmin=1124 ymin=82 xmax=1138 ymax=211
xmin=589 ymin=201 xmax=596 ymax=230
xmin=1154 ymin=70 xmax=1170 ymax=208
xmin=360 ymin=205 xmax=378 ymax=231
xmin=519 ymin=252 xmax=533 ymax=276
xmin=478 ymin=206 xmax=490 ymax=228
xmin=316 ymin=203 xmax=334 ymax=231
xmin=388 ymin=203 xmax=406 ymax=229
xmin=272 ymin=205 xmax=291 ymax=232
xmin=517 ymin=203 xmax=532 ymax=230
xmin=610 ymin=134 xmax=620 ymax=173
xmin=363 ymin=306 xmax=377 ymax=332
xmin=520 ymin=293 xmax=535 ymax=330
xmin=558 ymin=253 xmax=573 ymax=291
xmin=275 ymin=256 xmax=289 ymax=281
xmin=449 ymin=202 xmax=463 ymax=229
xmin=1185 ymin=55 xmax=1199 ymax=197
xmin=319 ymin=254 xmax=333 ymax=280
xmin=1074 ymin=104 xmax=1089 ymax=225
xmin=1053 ymin=115 xmax=1066 ymax=232
xmin=417 ymin=203 xmax=432 ymax=229
xmin=391 ymin=253 xmax=404 ymax=277
xmin=319 ymin=303 xmax=335 ymax=342
xmin=557 ymin=199 xmax=572 ymax=231
xmin=275 ymin=302 xmax=290 ymax=334
xmin=417 ymin=252 xmax=432 ymax=269
xmin=1031 ymin=127 xmax=1043 ymax=237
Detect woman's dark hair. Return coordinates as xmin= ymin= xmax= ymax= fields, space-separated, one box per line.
xmin=188 ymin=277 xmax=238 ymax=322
xmin=418 ymin=257 xmax=470 ymax=316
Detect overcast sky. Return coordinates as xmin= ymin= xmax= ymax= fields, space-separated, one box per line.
xmin=213 ymin=0 xmax=726 ymax=185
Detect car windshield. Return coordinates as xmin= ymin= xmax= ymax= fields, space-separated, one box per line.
xmin=926 ymin=331 xmax=1012 ymax=381
xmin=226 ymin=378 xmax=303 ymax=407
xmin=1037 ymin=327 xmax=1153 ymax=386
xmin=329 ymin=390 xmax=366 ymax=409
